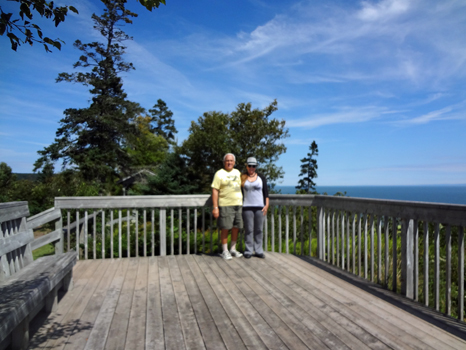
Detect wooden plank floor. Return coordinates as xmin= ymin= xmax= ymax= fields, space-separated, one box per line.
xmin=28 ymin=253 xmax=466 ymax=350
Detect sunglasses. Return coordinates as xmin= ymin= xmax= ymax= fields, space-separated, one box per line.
xmin=247 ymin=165 xmax=256 ymax=168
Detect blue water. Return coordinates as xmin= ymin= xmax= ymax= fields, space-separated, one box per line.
xmin=275 ymin=185 xmax=466 ymax=205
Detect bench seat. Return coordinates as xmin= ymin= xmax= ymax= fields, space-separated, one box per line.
xmin=0 ymin=252 xmax=77 ymax=349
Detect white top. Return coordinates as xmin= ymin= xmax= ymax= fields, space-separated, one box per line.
xmin=243 ymin=176 xmax=264 ymax=207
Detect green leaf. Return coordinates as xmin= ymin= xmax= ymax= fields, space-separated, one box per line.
xmin=1 ymin=12 xmax=13 ymax=22
xmin=19 ymin=3 xmax=33 ymax=20
xmin=69 ymin=6 xmax=79 ymax=14
xmin=52 ymin=40 xmax=62 ymax=50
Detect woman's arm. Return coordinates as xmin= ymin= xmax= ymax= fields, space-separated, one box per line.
xmin=262 ymin=197 xmax=269 ymax=216
xmin=259 ymin=173 xmax=269 ymax=216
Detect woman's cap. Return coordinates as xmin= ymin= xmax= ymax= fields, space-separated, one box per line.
xmin=246 ymin=157 xmax=257 ymax=165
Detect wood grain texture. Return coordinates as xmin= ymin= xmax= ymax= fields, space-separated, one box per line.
xmin=21 ymin=255 xmax=466 ymax=350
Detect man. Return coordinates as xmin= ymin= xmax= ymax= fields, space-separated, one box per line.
xmin=211 ymin=153 xmax=243 ymax=260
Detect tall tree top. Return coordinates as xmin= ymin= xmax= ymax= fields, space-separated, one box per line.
xmin=1 ymin=0 xmax=166 ymax=52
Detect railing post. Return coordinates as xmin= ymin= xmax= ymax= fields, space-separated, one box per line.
xmin=55 ymin=213 xmax=63 ymax=254
xmin=401 ymin=218 xmax=414 ymax=299
xmin=160 ymin=209 xmax=166 ymax=256
xmin=317 ymin=207 xmax=324 ymax=260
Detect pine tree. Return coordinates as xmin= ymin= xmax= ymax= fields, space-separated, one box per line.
xmin=296 ymin=141 xmax=319 ymax=194
xmin=34 ymin=0 xmax=143 ymax=184
xmin=148 ymin=99 xmax=178 ymax=146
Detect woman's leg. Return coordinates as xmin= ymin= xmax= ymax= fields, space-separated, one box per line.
xmin=253 ymin=209 xmax=265 ymax=254
xmin=242 ymin=210 xmax=254 ymax=255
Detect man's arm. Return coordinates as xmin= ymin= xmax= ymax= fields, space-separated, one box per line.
xmin=212 ymin=188 xmax=220 ymax=219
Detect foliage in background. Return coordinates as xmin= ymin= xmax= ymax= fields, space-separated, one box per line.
xmin=0 ymin=162 xmax=17 ymax=202
xmin=1 ymin=164 xmax=101 ymax=215
xmin=181 ymin=100 xmax=289 ymax=193
xmin=126 ymin=115 xmax=169 ymax=169
xmin=130 ymin=149 xmax=198 ymax=195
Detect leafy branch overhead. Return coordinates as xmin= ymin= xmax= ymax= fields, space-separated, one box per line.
xmin=0 ymin=0 xmax=78 ymax=52
xmin=0 ymin=0 xmax=166 ymax=52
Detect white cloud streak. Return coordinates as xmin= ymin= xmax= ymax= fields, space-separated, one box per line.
xmin=287 ymin=106 xmax=392 ymax=129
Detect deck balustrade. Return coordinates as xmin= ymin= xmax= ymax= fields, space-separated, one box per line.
xmin=51 ymin=194 xmax=466 ymax=322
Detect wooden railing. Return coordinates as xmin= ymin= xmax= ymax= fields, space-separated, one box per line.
xmin=53 ymin=194 xmax=466 ymax=322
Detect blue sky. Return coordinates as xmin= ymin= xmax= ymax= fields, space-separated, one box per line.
xmin=1 ymin=0 xmax=466 ymax=186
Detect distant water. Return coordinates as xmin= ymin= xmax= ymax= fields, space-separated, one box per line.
xmin=274 ymin=185 xmax=466 ymax=205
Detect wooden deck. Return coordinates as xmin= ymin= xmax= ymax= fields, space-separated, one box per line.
xmin=28 ymin=253 xmax=466 ymax=350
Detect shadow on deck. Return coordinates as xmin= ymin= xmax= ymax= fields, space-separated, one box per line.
xmin=29 ymin=253 xmax=466 ymax=350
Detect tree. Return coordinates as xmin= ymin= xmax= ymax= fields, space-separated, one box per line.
xmin=229 ymin=100 xmax=289 ymax=185
xmin=126 ymin=115 xmax=169 ymax=169
xmin=1 ymin=0 xmax=166 ymax=52
xmin=296 ymin=141 xmax=319 ymax=194
xmin=131 ymin=149 xmax=197 ymax=195
xmin=34 ymin=0 xmax=145 ymax=185
xmin=148 ymin=99 xmax=178 ymax=146
xmin=0 ymin=162 xmax=16 ymax=188
xmin=181 ymin=100 xmax=289 ymax=193
xmin=0 ymin=162 xmax=17 ymax=202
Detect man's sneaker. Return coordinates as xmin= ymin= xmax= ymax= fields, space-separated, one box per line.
xmin=255 ymin=253 xmax=266 ymax=259
xmin=230 ymin=249 xmax=243 ymax=258
xmin=220 ymin=250 xmax=232 ymax=260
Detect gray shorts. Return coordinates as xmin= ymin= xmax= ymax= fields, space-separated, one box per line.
xmin=218 ymin=206 xmax=243 ymax=230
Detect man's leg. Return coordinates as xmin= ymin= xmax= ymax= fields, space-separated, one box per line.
xmin=230 ymin=227 xmax=239 ymax=250
xmin=221 ymin=229 xmax=229 ymax=251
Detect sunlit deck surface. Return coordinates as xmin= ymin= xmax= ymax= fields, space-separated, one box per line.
xmin=29 ymin=253 xmax=466 ymax=350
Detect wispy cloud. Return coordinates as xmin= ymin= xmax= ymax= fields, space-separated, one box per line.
xmin=288 ymin=106 xmax=392 ymax=129
xmin=394 ymin=102 xmax=466 ymax=125
xmin=172 ymin=0 xmax=466 ymax=88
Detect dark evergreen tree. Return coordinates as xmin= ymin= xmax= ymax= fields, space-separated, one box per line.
xmin=296 ymin=141 xmax=319 ymax=194
xmin=148 ymin=99 xmax=178 ymax=146
xmin=34 ymin=0 xmax=144 ymax=184
xmin=131 ymin=149 xmax=197 ymax=195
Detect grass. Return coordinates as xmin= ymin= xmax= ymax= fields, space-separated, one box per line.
xmin=33 ymin=243 xmax=55 ymax=260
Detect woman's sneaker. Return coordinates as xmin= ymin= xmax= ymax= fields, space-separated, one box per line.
xmin=230 ymin=249 xmax=243 ymax=258
xmin=221 ymin=250 xmax=232 ymax=260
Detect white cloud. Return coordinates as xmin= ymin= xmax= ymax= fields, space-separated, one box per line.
xmin=172 ymin=0 xmax=466 ymax=88
xmin=288 ymin=106 xmax=391 ymax=129
xmin=394 ymin=101 xmax=466 ymax=125
xmin=357 ymin=0 xmax=411 ymax=22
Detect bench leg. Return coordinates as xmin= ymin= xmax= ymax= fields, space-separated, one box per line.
xmin=11 ymin=315 xmax=29 ymax=350
xmin=63 ymin=270 xmax=73 ymax=291
xmin=45 ymin=285 xmax=58 ymax=313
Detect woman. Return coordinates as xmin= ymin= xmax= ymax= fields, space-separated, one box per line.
xmin=241 ymin=157 xmax=269 ymax=259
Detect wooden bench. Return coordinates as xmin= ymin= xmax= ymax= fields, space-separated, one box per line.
xmin=0 ymin=202 xmax=77 ymax=350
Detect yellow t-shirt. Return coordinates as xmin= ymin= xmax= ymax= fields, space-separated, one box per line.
xmin=211 ymin=168 xmax=243 ymax=206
